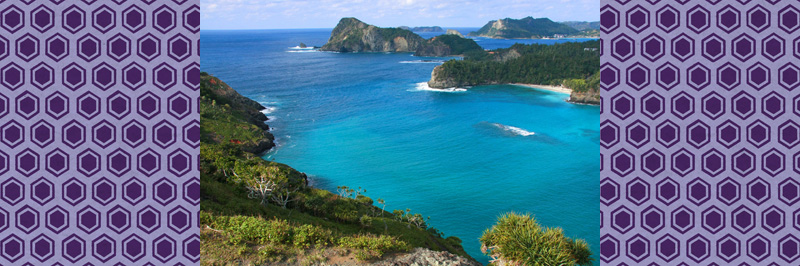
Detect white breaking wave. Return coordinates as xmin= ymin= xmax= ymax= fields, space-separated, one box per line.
xmin=288 ymin=46 xmax=316 ymax=50
xmin=260 ymin=106 xmax=277 ymax=114
xmin=399 ymin=60 xmax=444 ymax=64
xmin=410 ymin=82 xmax=467 ymax=92
xmin=492 ymin=123 xmax=535 ymax=136
xmin=286 ymin=49 xmax=318 ymax=53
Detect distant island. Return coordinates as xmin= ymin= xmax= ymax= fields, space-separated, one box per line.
xmin=428 ymin=41 xmax=600 ymax=105
xmin=399 ymin=26 xmax=444 ymax=32
xmin=320 ymin=17 xmax=482 ymax=57
xmin=468 ymin=17 xmax=599 ymax=39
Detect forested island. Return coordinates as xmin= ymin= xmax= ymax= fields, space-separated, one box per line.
xmin=199 ymin=72 xmax=593 ymax=265
xmin=428 ymin=40 xmax=600 ymax=104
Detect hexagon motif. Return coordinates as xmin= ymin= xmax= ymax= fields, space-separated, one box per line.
xmin=0 ymin=36 xmax=6 ymax=61
xmin=152 ymin=121 xmax=177 ymax=149
xmin=77 ymin=149 xmax=101 ymax=177
xmin=732 ymin=148 xmax=756 ymax=176
xmin=77 ymin=92 xmax=101 ymax=120
xmin=625 ymin=234 xmax=649 ymax=263
xmin=15 ymin=149 xmax=39 ymax=177
xmin=122 ymin=62 xmax=146 ymax=90
xmin=656 ymin=63 xmax=679 ymax=90
xmin=610 ymin=149 xmax=634 ymax=177
xmin=14 ymin=92 xmax=39 ymax=120
xmin=107 ymin=205 xmax=131 ymax=234
xmin=671 ymin=92 xmax=695 ymax=120
xmin=107 ymin=34 xmax=131 ymax=62
xmin=656 ymin=120 xmax=679 ymax=148
xmin=183 ymin=177 xmax=200 ymax=205
xmin=183 ymin=5 xmax=200 ymax=33
xmin=0 ymin=208 xmax=6 ymax=232
xmin=1 ymin=6 xmax=24 ymax=33
xmin=92 ymin=234 xmax=115 ymax=262
xmin=611 ymin=92 xmax=634 ymax=120
xmin=747 ymin=5 xmax=770 ymax=33
xmin=1 ymin=63 xmax=24 ymax=90
xmin=45 ymin=34 xmax=68 ymax=61
xmin=15 ymin=206 xmax=39 ymax=234
xmin=600 ymin=5 xmax=620 ymax=34
xmin=745 ymin=178 xmax=770 ymax=206
xmin=701 ymin=206 xmax=725 ymax=233
xmin=717 ymin=234 xmax=741 ymax=263
xmin=671 ymin=206 xmax=694 ymax=233
xmin=732 ymin=34 xmax=756 ymax=62
xmin=779 ymin=121 xmax=800 ymax=148
xmin=600 ymin=235 xmax=619 ymax=262
xmin=600 ymin=63 xmax=620 ymax=90
xmin=702 ymin=34 xmax=725 ymax=62
xmin=183 ymin=62 xmax=201 ymax=90
xmin=779 ymin=178 xmax=800 ymax=205
xmin=779 ymin=63 xmax=800 ymax=90
xmin=701 ymin=92 xmax=725 ymax=119
xmin=122 ymin=5 xmax=146 ymax=33
xmin=153 ymin=5 xmax=177 ymax=34
xmin=101 ymin=92 xmax=129 ymax=121
xmin=45 ymin=206 xmax=68 ymax=234
xmin=640 ymin=92 xmax=664 ymax=119
xmin=122 ymin=178 xmax=146 ymax=205
xmin=137 ymin=34 xmax=161 ymax=62
xmin=702 ymin=149 xmax=725 ymax=177
xmin=611 ymin=206 xmax=634 ymax=234
xmin=62 ymin=63 xmax=86 ymax=90
xmin=611 ymin=34 xmax=634 ymax=62
xmin=687 ymin=5 xmax=710 ymax=33
xmin=762 ymin=34 xmax=785 ymax=62
xmin=687 ymin=234 xmax=711 ymax=263
xmin=688 ymin=178 xmax=711 ymax=205
xmin=778 ymin=235 xmax=800 ymax=263
xmin=62 ymin=5 xmax=85 ymax=33
xmin=734 ymin=205 xmax=758 ymax=235
xmin=183 ymin=234 xmax=200 ymax=262
xmin=715 ymin=120 xmax=740 ymax=149
xmin=45 ymin=149 xmax=68 ymax=176
xmin=747 ymin=62 xmax=770 ymax=90
xmin=717 ymin=5 xmax=740 ymax=33
xmin=779 ymin=6 xmax=800 ymax=33
xmin=154 ymin=63 xmax=177 ymax=90
xmin=153 ymin=178 xmax=177 ymax=206
xmin=45 ymin=92 xmax=68 ymax=119
xmin=671 ymin=148 xmax=694 ymax=177
xmin=31 ymin=234 xmax=55 ymax=262
xmin=62 ymin=178 xmax=86 ymax=207
xmin=88 ymin=178 xmax=115 ymax=207
xmin=122 ymin=120 xmax=146 ymax=147
xmin=732 ymin=91 xmax=756 ymax=120
xmin=92 ymin=5 xmax=115 ymax=33
xmin=90 ymin=120 xmax=115 ymax=148
xmin=108 ymin=149 xmax=131 ymax=177
xmin=641 ymin=205 xmax=664 ymax=234
xmin=0 ymin=151 xmax=6 ymax=177
xmin=1 ymin=121 xmax=25 ymax=148
xmin=77 ymin=206 xmax=100 ymax=234
xmin=656 ymin=5 xmax=679 ymax=32
xmin=747 ymin=234 xmax=770 ymax=262
xmin=169 ymin=149 xmax=192 ymax=176
xmin=625 ymin=177 xmax=649 ymax=206
xmin=30 ymin=178 xmax=54 ymax=206
xmin=642 ymin=149 xmax=665 ymax=177
xmin=760 ymin=206 xmax=785 ymax=234
xmin=718 ymin=178 xmax=741 ymax=206
xmin=795 ymin=94 xmax=800 ymax=117
xmin=656 ymin=235 xmax=679 ymax=262
xmin=77 ymin=34 xmax=101 ymax=62
xmin=137 ymin=149 xmax=160 ymax=177
xmin=15 ymin=34 xmax=40 ymax=62
xmin=137 ymin=206 xmax=161 ymax=233
xmin=717 ymin=63 xmax=740 ymax=90
xmin=625 ymin=5 xmax=649 ymax=33
xmin=687 ymin=63 xmax=711 ymax=90
xmin=168 ymin=92 xmax=192 ymax=120
xmin=88 ymin=63 xmax=116 ymax=92
xmin=1 ymin=234 xmax=24 ymax=262
xmin=0 ymin=94 xmax=7 ymax=118
xmin=122 ymin=234 xmax=146 ymax=262
xmin=762 ymin=149 xmax=785 ymax=177
xmin=168 ymin=206 xmax=191 ymax=234
xmin=1 ymin=178 xmax=24 ymax=205
xmin=152 ymin=234 xmax=177 ymax=263
xmin=641 ymin=34 xmax=664 ymax=62
xmin=671 ymin=34 xmax=694 ymax=62
xmin=31 ymin=63 xmax=54 ymax=90
xmin=600 ymin=178 xmax=620 ymax=205
xmin=625 ymin=63 xmax=649 ymax=90
xmin=625 ymin=120 xmax=648 ymax=148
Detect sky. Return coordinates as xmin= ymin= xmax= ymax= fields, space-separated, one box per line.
xmin=201 ymin=0 xmax=599 ymax=30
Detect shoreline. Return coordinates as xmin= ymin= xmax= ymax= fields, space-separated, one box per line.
xmin=510 ymin=83 xmax=572 ymax=95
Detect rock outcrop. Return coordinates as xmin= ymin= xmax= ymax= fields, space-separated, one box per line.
xmin=445 ymin=29 xmax=464 ymax=37
xmin=568 ymin=88 xmax=600 ymax=105
xmin=320 ymin=18 xmax=426 ymax=53
xmin=468 ymin=17 xmax=579 ymax=38
xmin=372 ymin=248 xmax=482 ymax=266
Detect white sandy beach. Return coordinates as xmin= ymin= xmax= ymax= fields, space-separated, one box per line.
xmin=511 ymin=83 xmax=572 ymax=94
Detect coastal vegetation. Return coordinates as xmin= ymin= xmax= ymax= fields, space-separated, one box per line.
xmin=481 ymin=213 xmax=592 ymax=266
xmin=199 ymin=72 xmax=477 ymax=265
xmin=399 ymin=26 xmax=445 ymax=32
xmin=468 ymin=17 xmax=579 ymax=39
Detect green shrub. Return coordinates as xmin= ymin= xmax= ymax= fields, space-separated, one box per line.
xmin=480 ymin=212 xmax=592 ymax=266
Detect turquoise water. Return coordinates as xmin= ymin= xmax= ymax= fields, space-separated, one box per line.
xmin=201 ymin=29 xmax=599 ymax=264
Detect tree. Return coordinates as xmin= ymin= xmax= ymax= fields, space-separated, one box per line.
xmin=480 ymin=212 xmax=592 ymax=266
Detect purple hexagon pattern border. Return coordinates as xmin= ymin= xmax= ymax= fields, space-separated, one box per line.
xmin=602 ymin=0 xmax=800 ymax=265
xmin=0 ymin=0 xmax=199 ymax=264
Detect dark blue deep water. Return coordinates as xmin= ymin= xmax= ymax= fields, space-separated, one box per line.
xmin=201 ymin=29 xmax=599 ymax=264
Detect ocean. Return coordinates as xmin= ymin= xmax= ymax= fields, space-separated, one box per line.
xmin=201 ymin=28 xmax=599 ymax=264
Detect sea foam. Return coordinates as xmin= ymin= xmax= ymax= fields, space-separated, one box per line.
xmin=399 ymin=60 xmax=445 ymax=64
xmin=491 ymin=123 xmax=535 ymax=136
xmin=410 ymin=82 xmax=467 ymax=92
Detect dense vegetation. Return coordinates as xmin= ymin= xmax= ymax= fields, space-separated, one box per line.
xmin=199 ymin=72 xmax=472 ymax=265
xmin=481 ymin=213 xmax=592 ymax=266
xmin=430 ymin=34 xmax=483 ymax=55
xmin=469 ymin=17 xmax=579 ymax=38
xmin=433 ymin=40 xmax=599 ymax=87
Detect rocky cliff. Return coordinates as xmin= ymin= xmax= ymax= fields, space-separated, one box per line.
xmin=446 ymin=29 xmax=464 ymax=37
xmin=321 ymin=18 xmax=426 ymax=52
xmin=568 ymin=88 xmax=600 ymax=105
